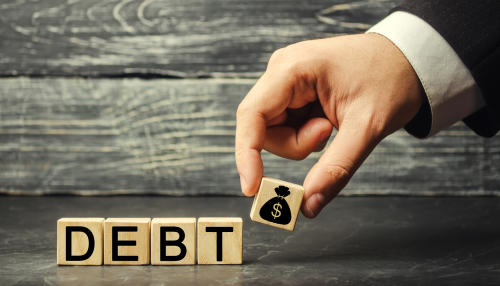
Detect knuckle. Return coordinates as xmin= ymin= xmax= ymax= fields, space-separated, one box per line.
xmin=267 ymin=45 xmax=300 ymax=72
xmin=237 ymin=96 xmax=268 ymax=120
xmin=234 ymin=147 xmax=246 ymax=159
xmin=234 ymin=147 xmax=252 ymax=162
xmin=324 ymin=164 xmax=352 ymax=186
xmin=235 ymin=147 xmax=262 ymax=165
xmin=268 ymin=48 xmax=286 ymax=64
xmin=236 ymin=103 xmax=251 ymax=118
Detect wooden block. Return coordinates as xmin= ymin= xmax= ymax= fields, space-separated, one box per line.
xmin=57 ymin=218 xmax=105 ymax=265
xmin=250 ymin=177 xmax=304 ymax=231
xmin=197 ymin=218 xmax=242 ymax=265
xmin=103 ymin=218 xmax=151 ymax=265
xmin=151 ymin=218 xmax=196 ymax=265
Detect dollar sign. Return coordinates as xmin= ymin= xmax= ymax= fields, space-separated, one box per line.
xmin=271 ymin=202 xmax=282 ymax=219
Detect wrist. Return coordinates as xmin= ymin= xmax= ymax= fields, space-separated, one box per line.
xmin=367 ymin=33 xmax=426 ymax=137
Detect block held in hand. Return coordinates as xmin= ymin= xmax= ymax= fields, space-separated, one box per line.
xmin=259 ymin=185 xmax=292 ymax=225
xmin=250 ymin=177 xmax=304 ymax=231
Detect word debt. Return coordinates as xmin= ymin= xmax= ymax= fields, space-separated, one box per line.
xmin=57 ymin=218 xmax=242 ymax=265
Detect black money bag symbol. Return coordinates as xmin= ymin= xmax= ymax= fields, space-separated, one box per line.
xmin=259 ymin=185 xmax=292 ymax=225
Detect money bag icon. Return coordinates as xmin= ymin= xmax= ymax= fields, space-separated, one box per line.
xmin=259 ymin=185 xmax=292 ymax=225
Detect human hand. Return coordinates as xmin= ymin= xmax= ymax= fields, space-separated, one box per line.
xmin=235 ymin=33 xmax=425 ymax=218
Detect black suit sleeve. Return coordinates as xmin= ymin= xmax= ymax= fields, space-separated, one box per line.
xmin=392 ymin=0 xmax=500 ymax=137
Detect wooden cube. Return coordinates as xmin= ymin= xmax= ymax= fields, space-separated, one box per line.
xmin=151 ymin=218 xmax=196 ymax=265
xmin=197 ymin=218 xmax=242 ymax=265
xmin=103 ymin=218 xmax=151 ymax=265
xmin=57 ymin=218 xmax=105 ymax=265
xmin=250 ymin=177 xmax=304 ymax=231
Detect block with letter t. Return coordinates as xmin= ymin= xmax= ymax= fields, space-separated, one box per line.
xmin=197 ymin=218 xmax=242 ymax=264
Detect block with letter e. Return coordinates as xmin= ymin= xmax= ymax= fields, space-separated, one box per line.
xmin=250 ymin=177 xmax=304 ymax=231
xmin=104 ymin=218 xmax=151 ymax=265
xmin=57 ymin=218 xmax=105 ymax=265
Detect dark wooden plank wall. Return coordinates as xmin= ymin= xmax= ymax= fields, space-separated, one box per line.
xmin=0 ymin=0 xmax=398 ymax=77
xmin=0 ymin=0 xmax=498 ymax=196
xmin=0 ymin=78 xmax=499 ymax=196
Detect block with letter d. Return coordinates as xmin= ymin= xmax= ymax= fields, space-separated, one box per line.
xmin=57 ymin=218 xmax=105 ymax=265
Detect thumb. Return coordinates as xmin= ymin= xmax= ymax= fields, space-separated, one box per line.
xmin=301 ymin=125 xmax=381 ymax=218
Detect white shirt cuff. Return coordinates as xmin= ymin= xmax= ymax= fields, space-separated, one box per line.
xmin=366 ymin=11 xmax=485 ymax=138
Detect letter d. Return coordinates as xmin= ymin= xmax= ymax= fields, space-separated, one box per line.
xmin=66 ymin=226 xmax=95 ymax=261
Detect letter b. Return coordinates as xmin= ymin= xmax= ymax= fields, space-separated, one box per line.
xmin=151 ymin=218 xmax=196 ymax=265
xmin=160 ymin=227 xmax=187 ymax=261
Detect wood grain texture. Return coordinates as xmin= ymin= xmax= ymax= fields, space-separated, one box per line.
xmin=197 ymin=217 xmax=242 ymax=265
xmin=57 ymin=218 xmax=104 ymax=265
xmin=103 ymin=218 xmax=151 ymax=265
xmin=250 ymin=177 xmax=304 ymax=231
xmin=151 ymin=218 xmax=196 ymax=265
xmin=0 ymin=78 xmax=499 ymax=196
xmin=0 ymin=0 xmax=399 ymax=77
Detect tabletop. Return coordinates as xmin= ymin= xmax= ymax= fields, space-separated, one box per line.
xmin=1 ymin=195 xmax=499 ymax=285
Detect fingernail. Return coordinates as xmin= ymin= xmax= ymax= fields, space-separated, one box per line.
xmin=240 ymin=175 xmax=247 ymax=194
xmin=313 ymin=132 xmax=330 ymax=152
xmin=305 ymin=202 xmax=315 ymax=218
xmin=306 ymin=193 xmax=327 ymax=218
xmin=313 ymin=140 xmax=328 ymax=152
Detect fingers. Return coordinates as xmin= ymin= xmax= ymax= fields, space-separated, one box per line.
xmin=267 ymin=110 xmax=288 ymax=127
xmin=301 ymin=125 xmax=381 ymax=218
xmin=264 ymin=117 xmax=333 ymax=160
xmin=235 ymin=101 xmax=268 ymax=197
xmin=236 ymin=44 xmax=320 ymax=196
xmin=312 ymin=136 xmax=330 ymax=152
xmin=236 ymin=70 xmax=313 ymax=196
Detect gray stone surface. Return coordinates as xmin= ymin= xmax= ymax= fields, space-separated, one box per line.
xmin=1 ymin=196 xmax=499 ymax=285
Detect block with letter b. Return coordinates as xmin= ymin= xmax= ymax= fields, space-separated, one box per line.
xmin=197 ymin=218 xmax=242 ymax=264
xmin=151 ymin=218 xmax=196 ymax=265
xmin=104 ymin=218 xmax=151 ymax=265
xmin=57 ymin=218 xmax=105 ymax=265
xmin=250 ymin=177 xmax=304 ymax=231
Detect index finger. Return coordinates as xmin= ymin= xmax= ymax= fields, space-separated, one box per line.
xmin=235 ymin=71 xmax=298 ymax=196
